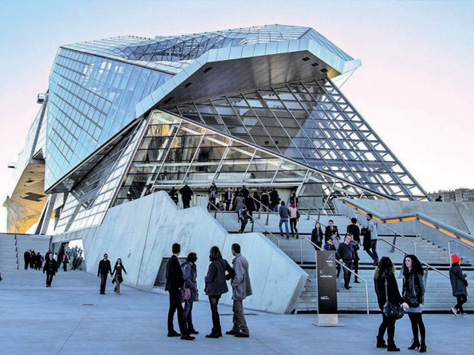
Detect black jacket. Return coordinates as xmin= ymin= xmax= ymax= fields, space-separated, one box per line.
xmin=402 ymin=272 xmax=425 ymax=306
xmin=450 ymin=264 xmax=468 ymax=296
xmin=347 ymin=224 xmax=360 ymax=243
xmin=165 ymin=255 xmax=184 ymax=293
xmin=205 ymin=257 xmax=235 ymax=296
xmin=374 ymin=273 xmax=403 ymax=311
xmin=43 ymin=259 xmax=58 ymax=275
xmin=336 ymin=242 xmax=355 ymax=261
xmin=180 ymin=186 xmax=193 ymax=201
xmin=311 ymin=227 xmax=324 ymax=245
xmin=324 ymin=226 xmax=339 ymax=241
xmin=98 ymin=259 xmax=112 ymax=276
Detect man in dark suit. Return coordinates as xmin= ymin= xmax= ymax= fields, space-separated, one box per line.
xmin=166 ymin=243 xmax=194 ymax=341
xmin=97 ymin=253 xmax=112 ymax=294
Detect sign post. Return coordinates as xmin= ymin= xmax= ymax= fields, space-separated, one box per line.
xmin=314 ymin=250 xmax=343 ymax=327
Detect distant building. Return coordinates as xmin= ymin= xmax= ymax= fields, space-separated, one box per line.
xmin=428 ymin=188 xmax=474 ymax=202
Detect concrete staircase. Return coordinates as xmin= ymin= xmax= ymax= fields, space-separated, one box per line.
xmin=0 ymin=234 xmax=51 ymax=271
xmin=211 ymin=210 xmax=474 ymax=313
xmin=0 ymin=234 xmax=19 ymax=271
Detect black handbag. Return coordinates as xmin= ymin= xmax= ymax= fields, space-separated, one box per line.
xmin=383 ymin=278 xmax=404 ymax=320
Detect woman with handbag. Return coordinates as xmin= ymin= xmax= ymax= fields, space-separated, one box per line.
xmin=402 ymin=254 xmax=427 ymax=352
xmin=112 ymin=258 xmax=127 ymax=295
xmin=182 ymin=252 xmax=199 ymax=334
xmin=204 ymin=246 xmax=235 ymax=338
xmin=450 ymin=254 xmax=468 ymax=317
xmin=374 ymin=256 xmax=407 ymax=351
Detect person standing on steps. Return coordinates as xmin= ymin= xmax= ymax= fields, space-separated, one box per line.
xmin=374 ymin=256 xmax=408 ymax=352
xmin=204 ymin=246 xmax=235 ymax=338
xmin=288 ymin=201 xmax=299 ymax=239
xmin=43 ymin=253 xmax=58 ymax=287
xmin=165 ymin=243 xmax=194 ymax=341
xmin=234 ymin=192 xmax=245 ymax=222
xmin=62 ymin=253 xmax=69 ymax=272
xmin=347 ymin=217 xmax=361 ymax=243
xmin=169 ymin=187 xmax=179 ymax=205
xmin=24 ymin=250 xmax=30 ymax=270
xmin=336 ymin=234 xmax=355 ymax=290
xmin=179 ymin=184 xmax=193 ymax=209
xmin=97 ymin=253 xmax=112 ymax=295
xmin=402 ymin=254 xmax=427 ymax=352
xmin=324 ymin=220 xmax=339 ymax=241
xmin=311 ymin=222 xmax=324 ymax=250
xmin=112 ymin=258 xmax=127 ymax=295
xmin=449 ymin=254 xmax=468 ymax=317
xmin=227 ymin=243 xmax=252 ymax=338
xmin=278 ymin=201 xmax=290 ymax=239
xmin=270 ymin=187 xmax=280 ymax=212
xmin=366 ymin=213 xmax=379 ymax=266
xmin=182 ymin=252 xmax=199 ymax=335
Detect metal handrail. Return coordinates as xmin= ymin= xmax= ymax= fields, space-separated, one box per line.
xmin=249 ymin=195 xmax=278 ymax=226
xmin=448 ymin=239 xmax=474 ymax=266
xmin=366 ymin=219 xmax=418 ymax=255
xmin=207 ymin=200 xmax=229 ymax=230
xmin=378 ymin=238 xmax=449 ymax=282
xmin=302 ymin=237 xmax=370 ymax=315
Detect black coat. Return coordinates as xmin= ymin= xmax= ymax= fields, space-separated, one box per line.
xmin=97 ymin=259 xmax=112 ymax=276
xmin=311 ymin=228 xmax=324 ymax=245
xmin=450 ymin=264 xmax=467 ymax=296
xmin=402 ymin=272 xmax=425 ymax=306
xmin=374 ymin=273 xmax=403 ymax=311
xmin=347 ymin=224 xmax=360 ymax=243
xmin=180 ymin=186 xmax=193 ymax=201
xmin=165 ymin=255 xmax=184 ymax=293
xmin=324 ymin=226 xmax=339 ymax=241
xmin=43 ymin=259 xmax=58 ymax=275
xmin=205 ymin=257 xmax=235 ymax=296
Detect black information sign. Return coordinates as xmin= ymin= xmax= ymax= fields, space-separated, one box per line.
xmin=317 ymin=250 xmax=338 ymax=314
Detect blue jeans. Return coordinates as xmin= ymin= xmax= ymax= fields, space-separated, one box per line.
xmin=279 ymin=218 xmax=290 ymax=238
xmin=183 ymin=300 xmax=195 ymax=330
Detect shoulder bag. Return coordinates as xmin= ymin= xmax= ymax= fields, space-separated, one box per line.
xmin=383 ymin=277 xmax=404 ymax=319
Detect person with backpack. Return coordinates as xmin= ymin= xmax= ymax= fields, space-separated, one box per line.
xmin=181 ymin=252 xmax=199 ymax=335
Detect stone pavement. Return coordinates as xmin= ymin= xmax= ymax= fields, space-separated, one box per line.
xmin=0 ymin=269 xmax=472 ymax=354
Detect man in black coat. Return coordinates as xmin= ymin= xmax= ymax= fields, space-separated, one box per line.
xmin=179 ymin=185 xmax=193 ymax=209
xmin=24 ymin=250 xmax=30 ymax=270
xmin=165 ymin=243 xmax=194 ymax=340
xmin=97 ymin=253 xmax=112 ymax=294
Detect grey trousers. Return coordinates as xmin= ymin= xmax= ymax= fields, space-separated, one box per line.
xmin=232 ymin=299 xmax=249 ymax=334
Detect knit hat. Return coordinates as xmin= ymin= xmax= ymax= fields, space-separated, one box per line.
xmin=451 ymin=254 xmax=461 ymax=264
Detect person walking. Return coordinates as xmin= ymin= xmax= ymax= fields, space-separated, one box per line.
xmin=224 ymin=188 xmax=232 ymax=211
xmin=253 ymin=191 xmax=260 ymax=212
xmin=204 ymin=246 xmax=235 ymax=338
xmin=24 ymin=250 xmax=30 ymax=270
xmin=179 ymin=184 xmax=193 ymax=209
xmin=62 ymin=253 xmax=69 ymax=272
xmin=97 ymin=253 xmax=112 ymax=295
xmin=238 ymin=205 xmax=253 ymax=233
xmin=30 ymin=250 xmax=36 ymax=269
xmin=347 ymin=218 xmax=361 ymax=243
xmin=366 ymin=214 xmax=379 ymax=265
xmin=227 ymin=243 xmax=252 ymax=338
xmin=260 ymin=190 xmax=270 ymax=211
xmin=402 ymin=254 xmax=427 ymax=352
xmin=182 ymin=252 xmax=199 ymax=335
xmin=43 ymin=253 xmax=58 ymax=287
xmin=165 ymin=243 xmax=194 ymax=340
xmin=337 ymin=234 xmax=355 ymax=290
xmin=209 ymin=183 xmax=218 ymax=209
xmin=270 ymin=188 xmax=280 ymax=212
xmin=311 ymin=222 xmax=324 ymax=250
xmin=288 ymin=201 xmax=299 ymax=238
xmin=374 ymin=256 xmax=407 ymax=351
xmin=112 ymin=258 xmax=127 ymax=295
xmin=234 ymin=192 xmax=245 ymax=222
xmin=450 ymin=254 xmax=468 ymax=317
xmin=278 ymin=201 xmax=290 ymax=239
xmin=36 ymin=252 xmax=43 ymax=270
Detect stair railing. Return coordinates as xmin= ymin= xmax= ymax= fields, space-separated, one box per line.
xmin=378 ymin=238 xmax=449 ymax=284
xmin=249 ymin=195 xmax=278 ymax=226
xmin=448 ymin=239 xmax=474 ymax=266
xmin=302 ymin=237 xmax=370 ymax=315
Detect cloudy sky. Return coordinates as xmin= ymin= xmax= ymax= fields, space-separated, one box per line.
xmin=0 ymin=0 xmax=473 ymax=232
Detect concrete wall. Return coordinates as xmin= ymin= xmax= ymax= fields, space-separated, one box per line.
xmin=52 ymin=192 xmax=307 ymax=314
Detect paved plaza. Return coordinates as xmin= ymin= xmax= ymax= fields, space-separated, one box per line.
xmin=0 ymin=269 xmax=472 ymax=354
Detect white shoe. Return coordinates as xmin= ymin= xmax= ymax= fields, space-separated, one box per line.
xmin=451 ymin=307 xmax=458 ymax=316
xmin=462 ymin=313 xmax=468 ymax=318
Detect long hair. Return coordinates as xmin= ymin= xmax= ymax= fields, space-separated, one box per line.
xmin=209 ymin=246 xmax=222 ymax=261
xmin=402 ymin=254 xmax=424 ymax=276
xmin=115 ymin=258 xmax=123 ymax=267
xmin=374 ymin=256 xmax=396 ymax=279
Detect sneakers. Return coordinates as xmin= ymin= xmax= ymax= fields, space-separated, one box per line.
xmin=462 ymin=313 xmax=468 ymax=317
xmin=451 ymin=307 xmax=458 ymax=316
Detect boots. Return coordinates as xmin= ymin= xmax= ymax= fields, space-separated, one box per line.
xmin=419 ymin=342 xmax=427 ymax=353
xmin=206 ymin=327 xmax=222 ymax=338
xmin=408 ymin=338 xmax=420 ymax=350
xmin=376 ymin=336 xmax=388 ymax=348
xmin=387 ymin=341 xmax=400 ymax=352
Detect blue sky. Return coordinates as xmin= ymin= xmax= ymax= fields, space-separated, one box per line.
xmin=0 ymin=0 xmax=473 ymax=231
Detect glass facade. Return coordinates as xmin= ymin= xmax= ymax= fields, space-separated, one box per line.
xmin=46 ymin=48 xmax=171 ymax=191
xmin=162 ymin=79 xmax=426 ymax=200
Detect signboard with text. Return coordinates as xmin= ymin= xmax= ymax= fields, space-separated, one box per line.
xmin=317 ymin=250 xmax=337 ymax=314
